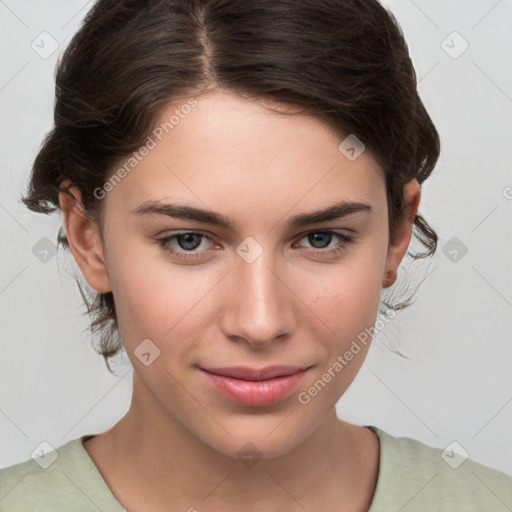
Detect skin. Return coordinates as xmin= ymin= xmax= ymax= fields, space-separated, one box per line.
xmin=59 ymin=89 xmax=420 ymax=512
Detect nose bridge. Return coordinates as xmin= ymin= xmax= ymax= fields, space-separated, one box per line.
xmin=221 ymin=245 xmax=295 ymax=346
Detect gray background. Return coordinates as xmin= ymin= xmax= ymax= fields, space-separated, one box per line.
xmin=1 ymin=0 xmax=511 ymax=477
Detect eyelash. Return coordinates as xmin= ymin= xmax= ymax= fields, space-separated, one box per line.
xmin=156 ymin=230 xmax=356 ymax=261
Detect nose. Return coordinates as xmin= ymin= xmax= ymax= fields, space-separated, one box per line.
xmin=219 ymin=249 xmax=297 ymax=348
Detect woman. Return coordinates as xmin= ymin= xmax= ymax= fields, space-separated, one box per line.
xmin=1 ymin=0 xmax=511 ymax=510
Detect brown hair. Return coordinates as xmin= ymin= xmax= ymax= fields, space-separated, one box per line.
xmin=21 ymin=0 xmax=440 ymax=370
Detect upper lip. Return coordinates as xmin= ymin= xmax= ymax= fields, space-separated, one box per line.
xmin=200 ymin=365 xmax=309 ymax=381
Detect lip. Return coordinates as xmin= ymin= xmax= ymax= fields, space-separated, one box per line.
xmin=200 ymin=365 xmax=310 ymax=407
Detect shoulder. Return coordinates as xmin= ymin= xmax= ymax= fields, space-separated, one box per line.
xmin=367 ymin=426 xmax=512 ymax=512
xmin=0 ymin=437 xmax=124 ymax=511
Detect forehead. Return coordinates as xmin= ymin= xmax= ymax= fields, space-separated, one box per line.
xmin=107 ymin=90 xmax=385 ymax=217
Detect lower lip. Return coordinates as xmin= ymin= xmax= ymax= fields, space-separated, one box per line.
xmin=201 ymin=369 xmax=308 ymax=407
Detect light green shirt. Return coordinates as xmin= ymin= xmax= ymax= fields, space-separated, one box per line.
xmin=1 ymin=426 xmax=511 ymax=511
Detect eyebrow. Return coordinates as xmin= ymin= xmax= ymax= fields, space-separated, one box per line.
xmin=131 ymin=199 xmax=372 ymax=230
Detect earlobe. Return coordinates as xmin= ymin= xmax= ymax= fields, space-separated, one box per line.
xmin=382 ymin=179 xmax=421 ymax=288
xmin=58 ymin=180 xmax=112 ymax=294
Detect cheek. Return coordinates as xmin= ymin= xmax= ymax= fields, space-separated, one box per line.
xmin=106 ymin=221 xmax=386 ymax=360
xmin=106 ymin=244 xmax=220 ymax=350
xmin=297 ymin=246 xmax=386 ymax=391
xmin=298 ymin=271 xmax=382 ymax=402
xmin=306 ymin=254 xmax=385 ymax=335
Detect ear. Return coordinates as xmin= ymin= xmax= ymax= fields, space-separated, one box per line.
xmin=382 ymin=179 xmax=421 ymax=288
xmin=59 ymin=180 xmax=112 ymax=293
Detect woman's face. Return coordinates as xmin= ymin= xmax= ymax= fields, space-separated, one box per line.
xmin=65 ymin=89 xmax=418 ymax=459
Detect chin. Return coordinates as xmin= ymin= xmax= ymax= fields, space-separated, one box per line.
xmin=195 ymin=413 xmax=313 ymax=463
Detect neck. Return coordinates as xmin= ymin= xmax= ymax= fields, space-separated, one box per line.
xmin=84 ymin=374 xmax=379 ymax=512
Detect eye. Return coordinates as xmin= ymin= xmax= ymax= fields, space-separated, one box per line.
xmin=156 ymin=231 xmax=216 ymax=260
xmin=156 ymin=229 xmax=356 ymax=262
xmin=294 ymin=230 xmax=355 ymax=257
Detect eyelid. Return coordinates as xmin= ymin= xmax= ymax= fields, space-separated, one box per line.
xmin=294 ymin=227 xmax=356 ymax=238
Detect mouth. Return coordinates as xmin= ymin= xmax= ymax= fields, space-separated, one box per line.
xmin=199 ymin=365 xmax=311 ymax=407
